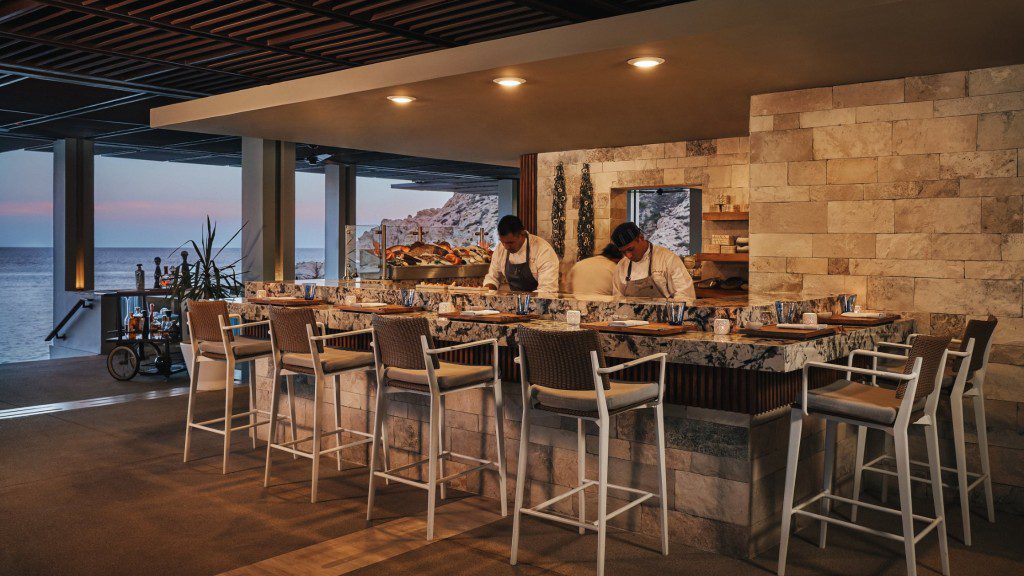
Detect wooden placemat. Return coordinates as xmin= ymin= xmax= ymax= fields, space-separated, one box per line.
xmin=439 ymin=312 xmax=537 ymax=324
xmin=247 ymin=297 xmax=323 ymax=307
xmin=581 ymin=322 xmax=693 ymax=336
xmin=820 ymin=314 xmax=900 ymax=327
xmin=334 ymin=304 xmax=422 ymax=315
xmin=740 ymin=325 xmax=837 ymax=340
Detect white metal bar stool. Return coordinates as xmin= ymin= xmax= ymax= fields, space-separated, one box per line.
xmin=863 ymin=316 xmax=997 ymax=545
xmin=510 ymin=327 xmax=668 ymax=576
xmin=264 ymin=306 xmax=378 ymax=503
xmin=183 ymin=299 xmax=274 ymax=474
xmin=778 ymin=335 xmax=952 ymax=576
xmin=366 ymin=315 xmax=507 ymax=540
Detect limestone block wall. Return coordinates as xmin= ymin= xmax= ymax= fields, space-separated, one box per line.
xmin=535 ymin=139 xmax=751 ymax=287
xmin=748 ymin=63 xmax=1024 ymax=515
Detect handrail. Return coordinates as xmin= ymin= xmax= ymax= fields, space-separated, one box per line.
xmin=45 ymin=298 xmax=92 ymax=341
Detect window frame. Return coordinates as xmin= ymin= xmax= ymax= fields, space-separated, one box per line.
xmin=623 ymin=185 xmax=702 ymax=256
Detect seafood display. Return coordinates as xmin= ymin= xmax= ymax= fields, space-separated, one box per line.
xmin=373 ymin=240 xmax=492 ymax=267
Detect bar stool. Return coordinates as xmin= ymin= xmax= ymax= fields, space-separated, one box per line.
xmin=863 ymin=316 xmax=997 ymax=545
xmin=183 ymin=300 xmax=274 ymax=474
xmin=777 ymin=335 xmax=952 ymax=576
xmin=264 ymin=306 xmax=378 ymax=503
xmin=365 ymin=315 xmax=507 ymax=540
xmin=510 ymin=327 xmax=669 ymax=576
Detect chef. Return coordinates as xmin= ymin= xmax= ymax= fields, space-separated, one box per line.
xmin=611 ymin=222 xmax=695 ymax=300
xmin=482 ymin=215 xmax=560 ymax=293
xmin=567 ymin=243 xmax=621 ymax=296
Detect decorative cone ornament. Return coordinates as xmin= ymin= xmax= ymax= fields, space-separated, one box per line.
xmin=551 ymin=162 xmax=567 ymax=258
xmin=577 ymin=163 xmax=595 ymax=259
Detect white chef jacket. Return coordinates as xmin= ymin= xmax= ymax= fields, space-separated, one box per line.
xmin=612 ymin=244 xmax=696 ymax=301
xmin=483 ymin=233 xmax=560 ymax=293
xmin=567 ymin=256 xmax=617 ymax=296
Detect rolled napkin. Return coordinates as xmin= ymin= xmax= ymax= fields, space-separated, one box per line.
xmin=352 ymin=302 xmax=387 ymax=307
xmin=776 ymin=323 xmax=828 ymax=330
xmin=461 ymin=309 xmax=501 ymax=316
xmin=841 ymin=312 xmax=885 ymax=318
xmin=609 ymin=319 xmax=650 ymax=327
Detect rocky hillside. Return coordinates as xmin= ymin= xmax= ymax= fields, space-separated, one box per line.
xmin=637 ymin=192 xmax=693 ymax=255
xmin=359 ymin=192 xmax=499 ymax=249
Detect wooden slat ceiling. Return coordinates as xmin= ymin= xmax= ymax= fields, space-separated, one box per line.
xmin=0 ymin=0 xmax=690 ymax=185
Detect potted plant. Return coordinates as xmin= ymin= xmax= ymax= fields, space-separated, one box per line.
xmin=174 ymin=217 xmax=245 ymax=390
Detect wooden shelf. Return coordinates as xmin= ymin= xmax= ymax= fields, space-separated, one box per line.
xmin=703 ymin=211 xmax=749 ymax=221
xmin=695 ymin=252 xmax=749 ymax=263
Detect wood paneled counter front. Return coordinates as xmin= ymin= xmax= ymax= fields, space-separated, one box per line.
xmin=230 ymin=281 xmax=913 ymax=558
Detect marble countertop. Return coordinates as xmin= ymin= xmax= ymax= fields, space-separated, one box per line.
xmin=228 ymin=299 xmax=913 ymax=373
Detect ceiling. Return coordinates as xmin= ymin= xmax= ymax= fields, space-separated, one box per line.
xmin=0 ymin=0 xmax=687 ymax=183
xmin=152 ymin=0 xmax=1024 ymax=167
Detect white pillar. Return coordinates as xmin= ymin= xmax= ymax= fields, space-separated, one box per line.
xmin=497 ymin=179 xmax=518 ymax=218
xmin=241 ymin=138 xmax=295 ymax=281
xmin=324 ymin=163 xmax=356 ymax=280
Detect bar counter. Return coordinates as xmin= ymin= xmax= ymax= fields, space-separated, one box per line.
xmin=231 ymin=281 xmax=913 ymax=557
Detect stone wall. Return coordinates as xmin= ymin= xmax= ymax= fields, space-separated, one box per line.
xmin=747 ymin=63 xmax=1024 ymax=515
xmin=535 ymin=139 xmax=751 ymax=287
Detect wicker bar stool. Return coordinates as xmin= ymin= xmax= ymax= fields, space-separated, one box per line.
xmin=264 ymin=306 xmax=377 ymax=503
xmin=183 ymin=300 xmax=274 ymax=474
xmin=510 ymin=327 xmax=669 ymax=576
xmin=777 ymin=335 xmax=953 ymax=576
xmin=864 ymin=317 xmax=997 ymax=545
xmin=365 ymin=315 xmax=508 ymax=540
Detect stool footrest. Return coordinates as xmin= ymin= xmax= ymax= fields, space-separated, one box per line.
xmin=268 ymin=427 xmax=373 ymax=458
xmin=791 ymin=491 xmax=942 ymax=544
xmin=189 ymin=418 xmax=269 ymax=435
xmin=194 ymin=410 xmax=260 ymax=426
xmin=521 ymin=480 xmax=658 ymax=528
xmin=864 ymin=454 xmax=988 ymax=492
xmin=373 ymin=451 xmax=498 ymax=489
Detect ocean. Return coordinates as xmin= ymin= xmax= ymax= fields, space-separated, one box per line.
xmin=0 ymin=247 xmax=325 ymax=364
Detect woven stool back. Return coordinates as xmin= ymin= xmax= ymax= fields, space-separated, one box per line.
xmin=187 ymin=300 xmax=230 ymax=343
xmin=517 ymin=326 xmax=609 ymax=390
xmin=371 ymin=315 xmax=438 ymax=369
xmin=898 ymin=334 xmax=951 ymax=400
xmin=959 ymin=316 xmax=997 ymax=375
xmin=269 ymin=306 xmax=322 ymax=353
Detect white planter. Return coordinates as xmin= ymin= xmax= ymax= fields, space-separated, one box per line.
xmin=180 ymin=343 xmax=227 ymax=391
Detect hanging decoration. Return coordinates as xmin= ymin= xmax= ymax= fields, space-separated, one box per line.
xmin=577 ymin=163 xmax=595 ymax=259
xmin=550 ymin=162 xmax=567 ymax=258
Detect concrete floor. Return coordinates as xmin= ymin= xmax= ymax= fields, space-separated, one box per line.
xmin=1 ymin=355 xmax=1022 ymax=576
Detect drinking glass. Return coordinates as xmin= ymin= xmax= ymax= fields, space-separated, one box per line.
xmin=775 ymin=301 xmax=792 ymax=324
xmin=401 ymin=289 xmax=416 ymax=307
xmin=667 ymin=303 xmax=687 ymax=326
xmin=303 ymin=284 xmax=315 ymax=300
xmin=839 ymin=294 xmax=857 ymax=313
xmin=516 ymin=295 xmax=532 ymax=315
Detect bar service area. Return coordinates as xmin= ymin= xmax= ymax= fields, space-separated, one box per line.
xmin=27 ymin=1 xmax=1017 ymax=575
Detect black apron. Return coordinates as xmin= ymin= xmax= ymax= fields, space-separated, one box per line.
xmin=623 ymin=248 xmax=668 ymax=298
xmin=504 ymin=236 xmax=539 ymax=292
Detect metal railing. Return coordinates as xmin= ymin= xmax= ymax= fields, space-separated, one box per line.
xmin=45 ymin=297 xmax=92 ymax=341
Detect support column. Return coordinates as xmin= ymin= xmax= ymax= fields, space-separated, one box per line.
xmin=53 ymin=138 xmax=94 ymax=293
xmin=324 ymin=163 xmax=356 ymax=280
xmin=496 ymin=179 xmax=518 ymax=219
xmin=241 ymin=138 xmax=295 ymax=282
xmin=517 ymin=153 xmax=537 ymax=231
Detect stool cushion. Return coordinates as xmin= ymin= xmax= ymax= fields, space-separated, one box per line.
xmin=802 ymin=379 xmax=904 ymax=424
xmin=199 ymin=336 xmax=271 ymax=360
xmin=282 ymin=348 xmax=373 ymax=375
xmin=531 ymin=380 xmax=658 ymax=416
xmin=385 ymin=361 xmax=493 ymax=390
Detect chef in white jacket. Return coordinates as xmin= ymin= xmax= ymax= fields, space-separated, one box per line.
xmin=610 ymin=222 xmax=695 ymax=301
xmin=567 ymin=243 xmax=621 ymax=296
xmin=482 ymin=215 xmax=560 ymax=293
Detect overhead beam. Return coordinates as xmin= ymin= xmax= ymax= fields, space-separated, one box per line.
xmin=31 ymin=0 xmax=359 ymax=68
xmin=0 ymin=59 xmax=207 ymax=98
xmin=259 ymin=0 xmax=461 ymax=48
xmin=0 ymin=93 xmax=153 ymax=131
xmin=0 ymin=0 xmax=40 ymax=24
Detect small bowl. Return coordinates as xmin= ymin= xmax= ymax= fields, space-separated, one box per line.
xmin=744 ymin=321 xmax=764 ymax=330
xmin=816 ymin=311 xmax=833 ymax=319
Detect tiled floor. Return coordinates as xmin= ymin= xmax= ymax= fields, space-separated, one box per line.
xmin=2 ymin=355 xmax=1023 ymax=576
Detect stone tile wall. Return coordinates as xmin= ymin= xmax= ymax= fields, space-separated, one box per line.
xmin=748 ymin=63 xmax=1024 ymax=516
xmin=535 ymin=139 xmax=751 ymax=287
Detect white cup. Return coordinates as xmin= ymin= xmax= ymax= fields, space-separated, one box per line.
xmin=255 ymin=289 xmax=268 ymax=299
xmin=801 ymin=312 xmax=818 ymax=325
xmin=566 ymin=310 xmax=581 ymax=327
xmin=713 ymin=318 xmax=731 ymax=335
xmin=854 ymin=305 xmax=863 ymax=313
xmin=438 ymin=301 xmax=456 ymax=314
xmin=344 ymin=295 xmax=357 ymax=305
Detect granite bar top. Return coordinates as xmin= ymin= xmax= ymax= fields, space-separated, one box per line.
xmin=229 ymin=298 xmax=913 ymax=373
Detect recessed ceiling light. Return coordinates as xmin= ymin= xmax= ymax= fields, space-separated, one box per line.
xmin=627 ymin=57 xmax=665 ymax=69
xmin=493 ymin=77 xmax=526 ymax=87
xmin=387 ymin=95 xmax=415 ymax=104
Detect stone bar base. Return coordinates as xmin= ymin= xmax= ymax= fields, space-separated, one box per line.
xmin=251 ymin=357 xmax=866 ymax=558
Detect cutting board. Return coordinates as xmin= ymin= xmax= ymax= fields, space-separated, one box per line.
xmin=820 ymin=314 xmax=900 ymax=327
xmin=740 ymin=325 xmax=837 ymax=340
xmin=439 ymin=312 xmax=537 ymax=324
xmin=247 ymin=297 xmax=323 ymax=307
xmin=581 ymin=322 xmax=693 ymax=336
xmin=334 ymin=304 xmax=422 ymax=315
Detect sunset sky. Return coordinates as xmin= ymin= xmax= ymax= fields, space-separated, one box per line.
xmin=0 ymin=150 xmax=453 ymax=248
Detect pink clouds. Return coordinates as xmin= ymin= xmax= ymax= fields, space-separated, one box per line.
xmin=0 ymin=200 xmax=52 ymax=216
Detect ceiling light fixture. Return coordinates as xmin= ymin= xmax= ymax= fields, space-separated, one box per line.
xmin=493 ymin=77 xmax=526 ymax=87
xmin=387 ymin=95 xmax=415 ymax=104
xmin=627 ymin=57 xmax=665 ymax=69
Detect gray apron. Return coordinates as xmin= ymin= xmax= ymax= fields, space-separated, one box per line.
xmin=623 ymin=249 xmax=668 ymax=298
xmin=504 ymin=236 xmax=539 ymax=292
